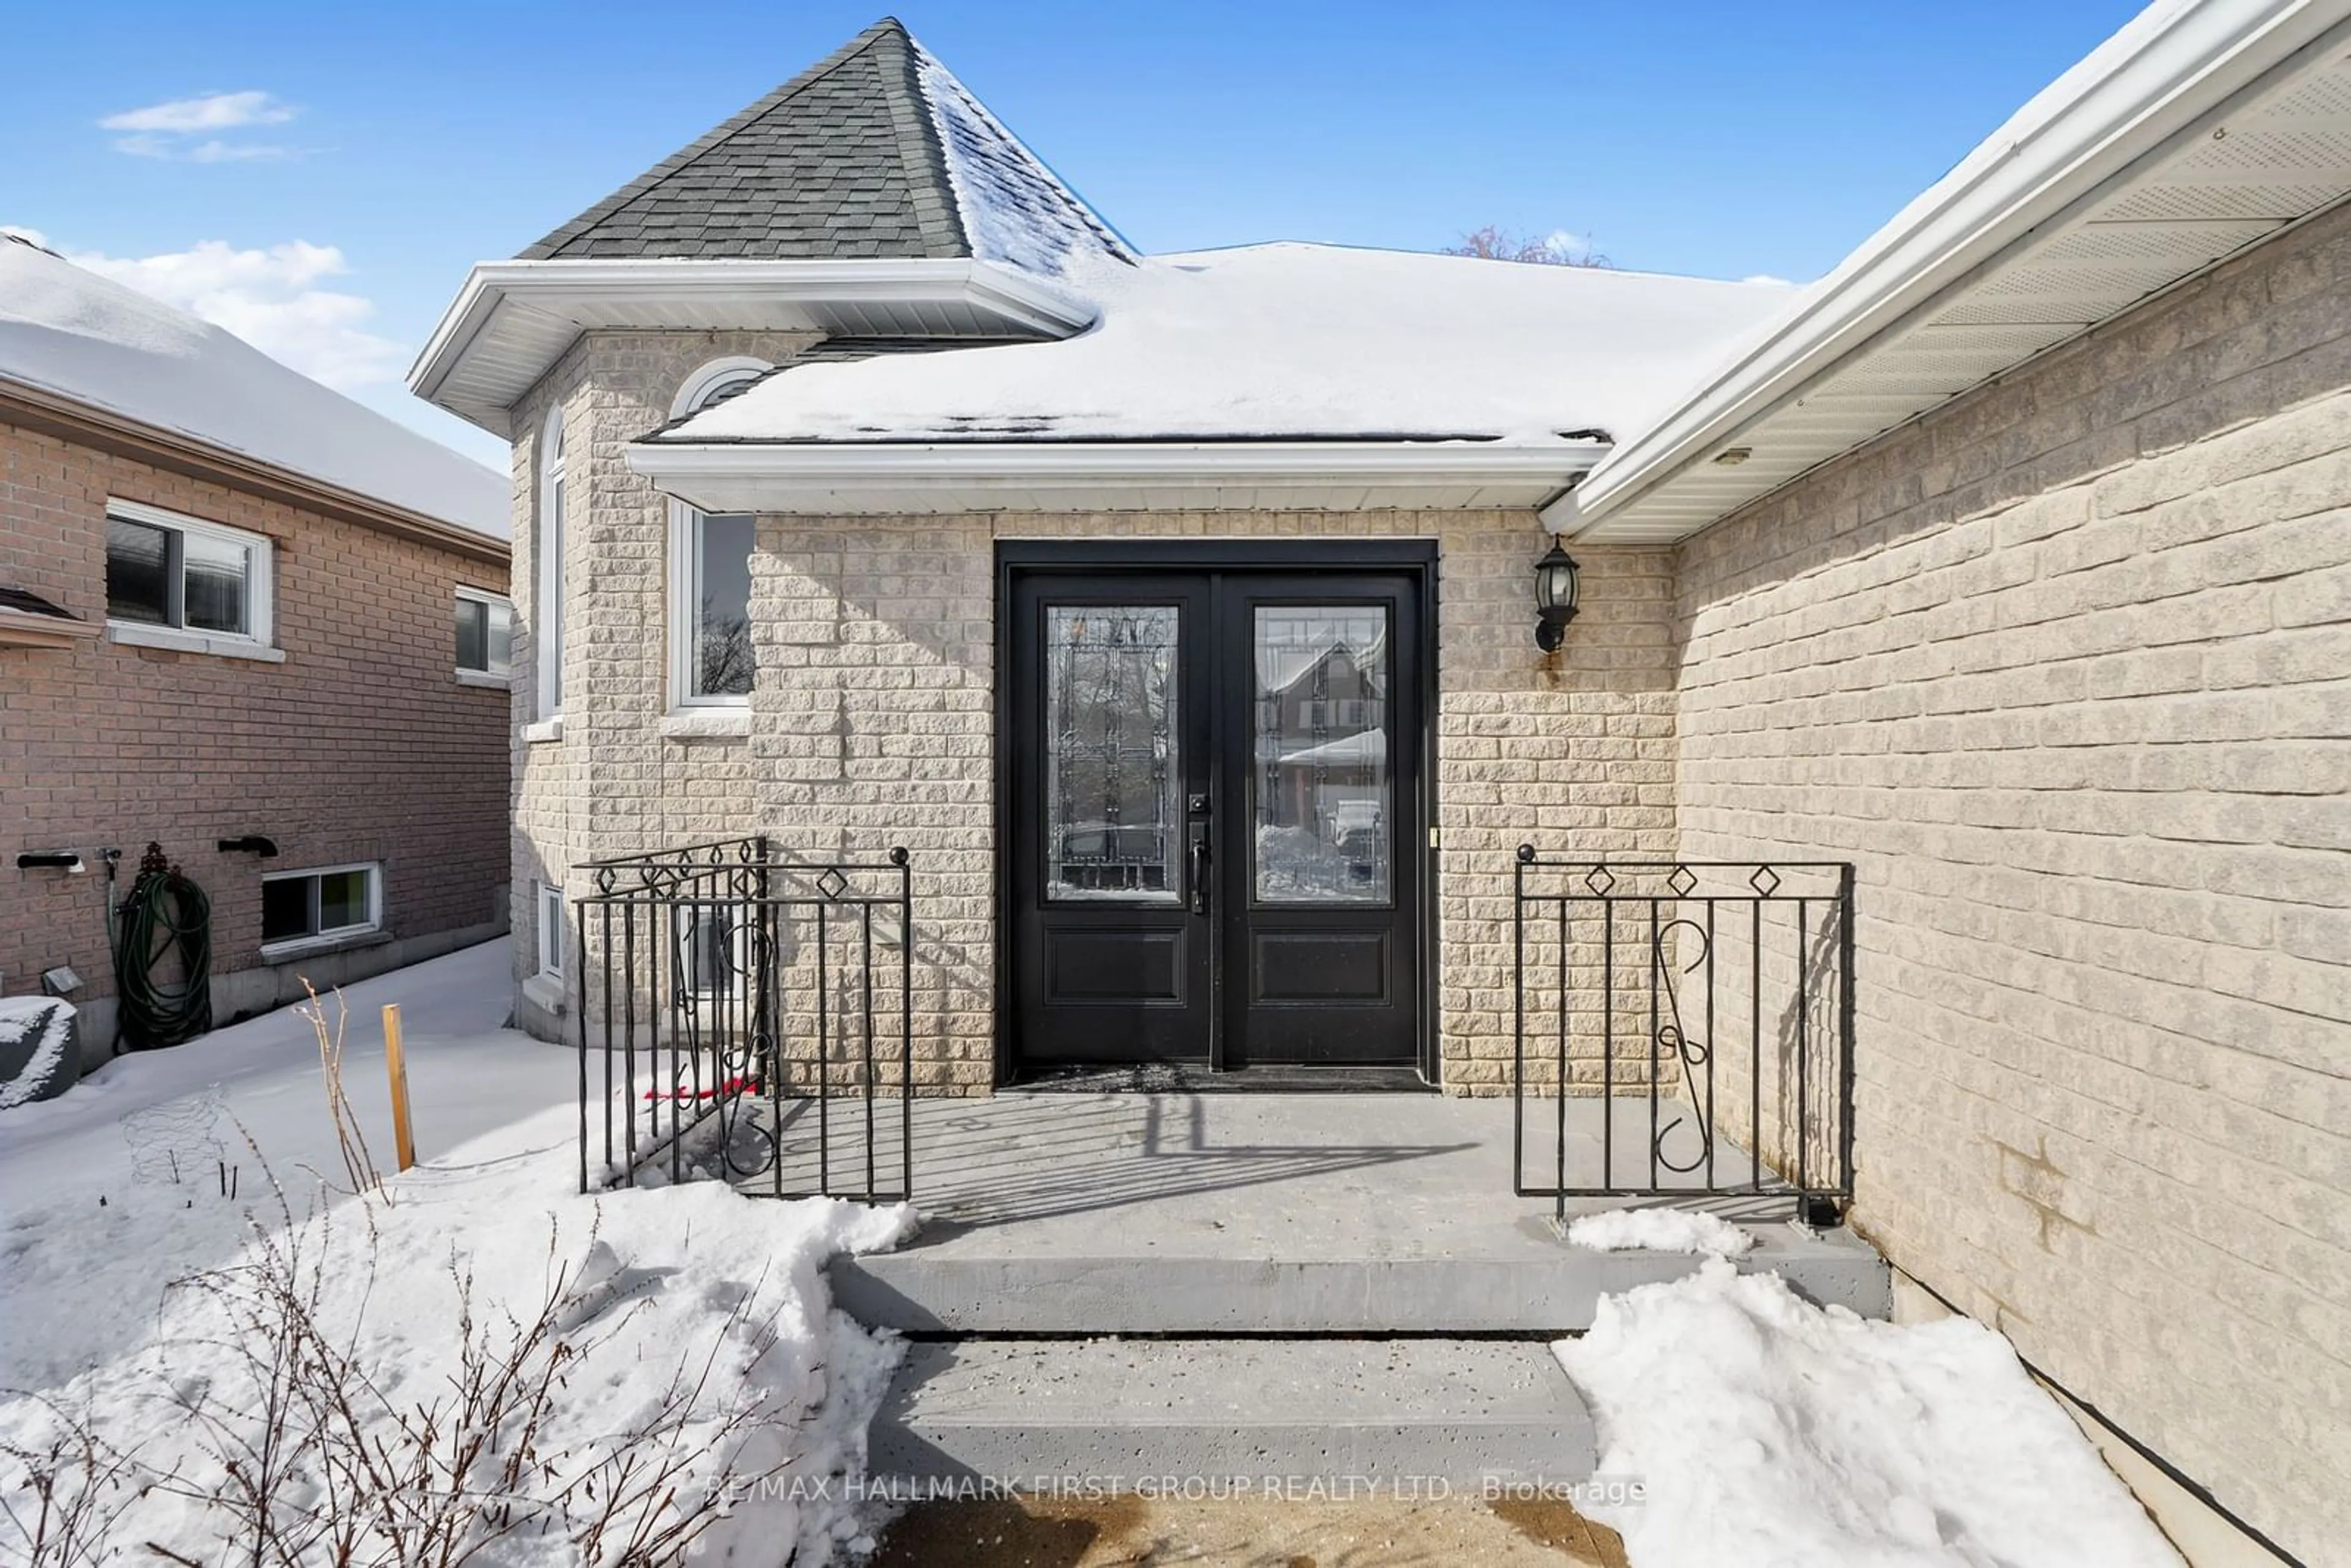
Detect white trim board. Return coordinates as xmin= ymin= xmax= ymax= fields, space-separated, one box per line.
xmin=628 ymin=440 xmax=1610 ymax=516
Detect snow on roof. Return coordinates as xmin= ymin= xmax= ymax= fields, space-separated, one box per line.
xmin=0 ymin=237 xmax=509 ymax=540
xmin=912 ymin=42 xmax=1133 ymax=276
xmin=660 ymin=242 xmax=1795 ymax=448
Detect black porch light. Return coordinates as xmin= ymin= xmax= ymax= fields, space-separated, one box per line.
xmin=1532 ymin=540 xmax=1580 ymax=652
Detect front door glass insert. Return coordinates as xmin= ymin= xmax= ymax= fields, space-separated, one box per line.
xmin=1044 ymin=605 xmax=1180 ymax=902
xmin=1252 ymin=606 xmax=1390 ymax=904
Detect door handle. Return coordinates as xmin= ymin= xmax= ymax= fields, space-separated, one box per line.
xmin=1188 ymin=833 xmax=1210 ymax=915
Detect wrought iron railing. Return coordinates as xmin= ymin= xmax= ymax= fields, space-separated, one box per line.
xmin=1512 ymin=850 xmax=1854 ymax=1224
xmin=571 ymin=836 xmax=912 ymax=1201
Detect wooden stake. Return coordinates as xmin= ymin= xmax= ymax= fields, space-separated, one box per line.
xmin=382 ymin=1003 xmax=417 ymax=1172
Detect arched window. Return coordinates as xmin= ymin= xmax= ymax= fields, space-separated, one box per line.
xmin=537 ymin=407 xmax=566 ymax=717
xmin=669 ymin=359 xmax=768 ymax=707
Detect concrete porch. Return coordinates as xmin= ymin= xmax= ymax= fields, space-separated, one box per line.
xmin=767 ymin=1091 xmax=1890 ymax=1490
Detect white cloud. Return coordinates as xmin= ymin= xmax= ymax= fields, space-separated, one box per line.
xmin=1543 ymin=229 xmax=1598 ymax=263
xmin=100 ymin=91 xmax=296 ymax=134
xmin=100 ymin=91 xmax=299 ymax=161
xmin=67 ymin=239 xmax=408 ymax=391
xmin=1741 ymin=273 xmax=1799 ymax=287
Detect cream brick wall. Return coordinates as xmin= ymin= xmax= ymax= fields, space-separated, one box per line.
xmin=504 ymin=342 xmax=1679 ymax=1081
xmin=1673 ymin=202 xmax=2351 ymax=1559
xmin=506 ymin=329 xmax=819 ymax=1030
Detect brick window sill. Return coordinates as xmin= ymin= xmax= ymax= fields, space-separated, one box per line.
xmin=659 ymin=708 xmax=752 ymax=741
xmin=523 ymin=717 xmax=564 ymax=745
xmin=259 ymin=929 xmax=391 ymax=965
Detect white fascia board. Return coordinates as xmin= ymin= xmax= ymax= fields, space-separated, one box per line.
xmin=1551 ymin=0 xmax=2346 ymax=536
xmin=626 ymin=439 xmax=1608 ymax=515
xmin=407 ymin=258 xmax=1098 ymax=424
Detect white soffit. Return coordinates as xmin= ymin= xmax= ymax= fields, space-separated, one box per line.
xmin=407 ymin=260 xmax=1097 ymax=435
xmin=624 ymin=440 xmax=1610 ymax=516
xmin=1559 ymin=1 xmax=2351 ymax=545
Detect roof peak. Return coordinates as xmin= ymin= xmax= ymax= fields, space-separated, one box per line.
xmin=517 ymin=17 xmax=1127 ymax=274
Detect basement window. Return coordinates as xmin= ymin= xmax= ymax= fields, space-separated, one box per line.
xmin=261 ymin=863 xmax=382 ymax=953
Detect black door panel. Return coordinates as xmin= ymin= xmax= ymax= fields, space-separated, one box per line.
xmin=1006 ymin=559 xmax=1425 ymax=1073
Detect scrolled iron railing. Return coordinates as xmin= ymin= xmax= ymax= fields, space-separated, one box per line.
xmin=571 ymin=835 xmax=913 ymax=1201
xmin=1512 ymin=849 xmax=1854 ymax=1225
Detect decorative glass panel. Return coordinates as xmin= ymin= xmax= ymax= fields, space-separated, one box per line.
xmin=1253 ymin=606 xmax=1390 ymax=904
xmin=1044 ymin=606 xmax=1179 ymax=902
xmin=181 ymin=531 xmax=249 ymax=634
xmin=692 ymin=513 xmax=755 ymax=697
xmin=105 ymin=517 xmax=171 ymax=625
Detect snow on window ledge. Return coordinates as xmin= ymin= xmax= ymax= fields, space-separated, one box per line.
xmin=659 ymin=707 xmax=751 ymax=741
xmin=522 ymin=716 xmax=564 ymax=745
xmin=521 ymin=972 xmax=568 ymax=1016
xmin=107 ymin=622 xmax=287 ymax=664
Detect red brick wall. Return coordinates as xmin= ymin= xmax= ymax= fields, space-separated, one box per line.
xmin=0 ymin=417 xmax=509 ymax=1009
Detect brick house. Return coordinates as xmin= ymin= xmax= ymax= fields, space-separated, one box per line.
xmin=412 ymin=7 xmax=2349 ymax=1559
xmin=2 ymin=236 xmax=512 ymax=1060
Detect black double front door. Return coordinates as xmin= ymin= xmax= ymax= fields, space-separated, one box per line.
xmin=1004 ymin=549 xmax=1428 ymax=1072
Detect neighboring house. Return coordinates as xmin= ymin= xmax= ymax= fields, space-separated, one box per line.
xmin=412 ymin=6 xmax=2349 ymax=1561
xmin=1 ymin=235 xmax=513 ymax=1062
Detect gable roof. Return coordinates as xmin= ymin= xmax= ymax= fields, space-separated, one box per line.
xmin=0 ymin=236 xmax=511 ymax=544
xmin=520 ymin=17 xmax=1130 ymax=273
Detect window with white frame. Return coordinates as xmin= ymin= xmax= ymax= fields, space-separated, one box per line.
xmin=455 ymin=587 xmax=514 ymax=680
xmin=669 ymin=360 xmax=768 ymax=707
xmin=537 ymin=880 xmax=564 ymax=978
xmin=105 ymin=500 xmax=273 ymax=644
xmin=537 ymin=411 xmax=566 ymax=716
xmin=672 ymin=904 xmax=744 ymax=996
xmin=261 ymin=863 xmax=381 ymax=950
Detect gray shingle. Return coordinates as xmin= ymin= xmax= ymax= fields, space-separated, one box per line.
xmin=517 ymin=17 xmax=1130 ymax=271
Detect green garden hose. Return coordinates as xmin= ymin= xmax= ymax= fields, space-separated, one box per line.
xmin=113 ymin=842 xmax=212 ymax=1052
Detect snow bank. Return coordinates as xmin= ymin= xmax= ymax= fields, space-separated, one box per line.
xmin=1556 ymin=1260 xmax=2181 ymax=1567
xmin=0 ymin=1108 xmax=914 ymax=1565
xmin=0 ymin=235 xmax=507 ymax=538
xmin=1566 ymin=1206 xmax=1754 ymax=1257
xmin=0 ymin=996 xmax=77 ymax=1110
xmin=667 ymin=242 xmax=1793 ymax=448
xmin=0 ymin=942 xmax=915 ymax=1564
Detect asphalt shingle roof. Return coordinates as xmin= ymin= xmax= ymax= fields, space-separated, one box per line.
xmin=519 ymin=17 xmax=1125 ymax=268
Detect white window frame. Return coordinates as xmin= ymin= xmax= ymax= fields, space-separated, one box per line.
xmin=667 ymin=360 xmax=768 ymax=713
xmin=259 ymin=861 xmax=383 ymax=958
xmin=536 ymin=410 xmax=566 ymax=719
xmin=454 ymin=585 xmax=514 ymax=686
xmin=103 ymin=498 xmax=276 ymax=657
xmin=537 ymin=879 xmax=565 ymax=978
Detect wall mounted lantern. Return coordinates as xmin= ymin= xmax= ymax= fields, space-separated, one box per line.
xmin=1533 ymin=541 xmax=1581 ymax=652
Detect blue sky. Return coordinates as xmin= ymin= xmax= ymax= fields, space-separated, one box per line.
xmin=4 ymin=1 xmax=2146 ymax=468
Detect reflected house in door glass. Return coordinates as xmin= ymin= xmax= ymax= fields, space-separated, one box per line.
xmin=1253 ymin=609 xmax=1390 ymax=904
xmin=1045 ymin=606 xmax=1180 ymax=901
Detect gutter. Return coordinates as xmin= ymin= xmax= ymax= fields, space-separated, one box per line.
xmin=408 ymin=257 xmax=1101 ymax=421
xmin=0 ymin=377 xmax=511 ymax=566
xmin=628 ymin=438 xmax=1611 ymax=514
xmin=1548 ymin=0 xmax=2349 ymax=536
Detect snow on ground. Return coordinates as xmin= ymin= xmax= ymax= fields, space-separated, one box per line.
xmin=1556 ymin=1259 xmax=2181 ymax=1568
xmin=665 ymin=242 xmax=1794 ymax=448
xmin=1566 ymin=1205 xmax=1754 ymax=1257
xmin=0 ymin=939 xmax=913 ymax=1564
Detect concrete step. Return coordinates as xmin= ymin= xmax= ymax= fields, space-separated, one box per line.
xmin=869 ymin=1337 xmax=1598 ymax=1489
xmin=831 ymin=1221 xmax=1889 ymax=1334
